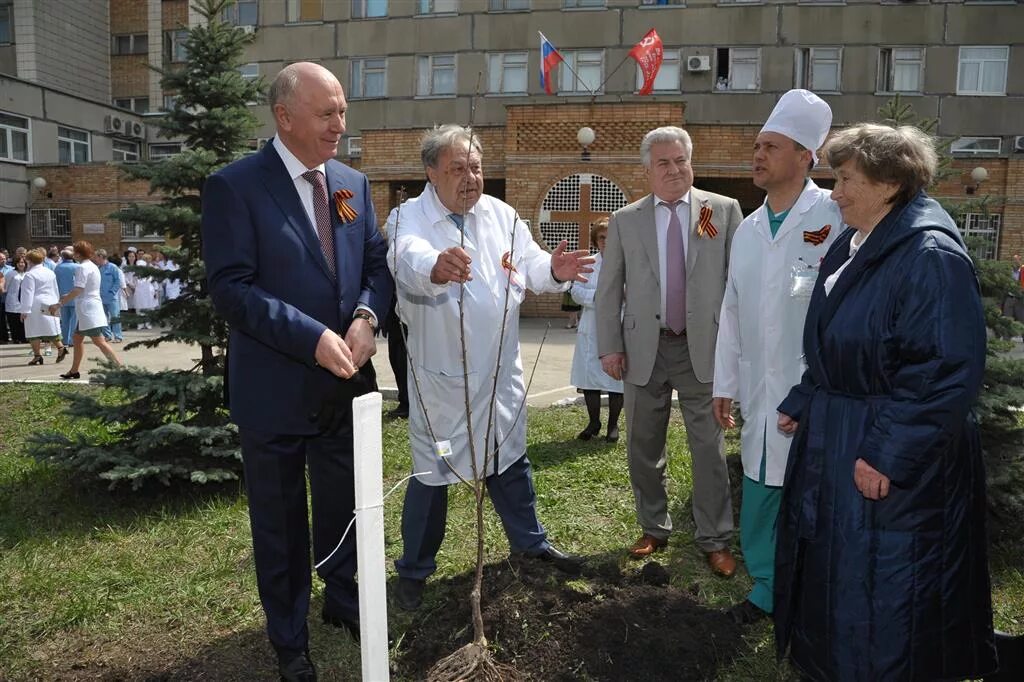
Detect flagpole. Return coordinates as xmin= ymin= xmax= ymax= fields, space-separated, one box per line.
xmin=539 ymin=31 xmax=595 ymax=97
xmin=594 ymin=51 xmax=634 ymax=98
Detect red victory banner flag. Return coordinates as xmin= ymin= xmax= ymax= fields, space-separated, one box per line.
xmin=630 ymin=28 xmax=664 ymax=95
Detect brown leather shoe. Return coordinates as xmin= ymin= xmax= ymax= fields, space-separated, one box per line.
xmin=628 ymin=534 xmax=668 ymax=559
xmin=707 ymin=548 xmax=737 ymax=577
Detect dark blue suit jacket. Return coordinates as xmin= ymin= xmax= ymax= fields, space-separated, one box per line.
xmin=202 ymin=141 xmax=392 ymax=435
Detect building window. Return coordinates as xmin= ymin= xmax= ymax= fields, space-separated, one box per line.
xmin=120 ymin=206 xmax=162 ymax=240
xmin=114 ymin=97 xmax=150 ymax=114
xmin=560 ymin=50 xmax=604 ymax=94
xmin=112 ymin=33 xmax=148 ymax=55
xmin=58 ymin=126 xmax=90 ymax=164
xmin=164 ymin=29 xmax=188 ymax=63
xmin=0 ymin=4 xmax=11 ymax=45
xmin=149 ymin=143 xmax=182 ymax=160
xmin=538 ymin=174 xmax=628 ymax=253
xmin=878 ymin=47 xmax=923 ymax=94
xmin=352 ymin=0 xmax=387 ymax=17
xmin=640 ymin=0 xmax=684 ymax=5
xmin=958 ymin=46 xmax=1008 ymax=96
xmin=564 ymin=0 xmax=604 ymax=7
xmin=162 ymin=94 xmax=180 ymax=111
xmin=487 ymin=52 xmax=528 ymax=95
xmin=221 ymin=0 xmax=258 ymax=25
xmin=949 ymin=137 xmax=1001 ymax=156
xmin=416 ymin=54 xmax=456 ymax=97
xmin=795 ymin=47 xmax=841 ymax=92
xmin=489 ymin=0 xmax=529 ymax=10
xmin=347 ymin=136 xmax=362 ymax=157
xmin=238 ymin=63 xmax=259 ymax=82
xmin=31 ymin=209 xmax=71 ymax=239
xmin=113 ymin=140 xmax=141 ymax=162
xmin=716 ymin=48 xmax=760 ymax=91
xmin=957 ymin=212 xmax=1001 ymax=260
xmin=417 ymin=0 xmax=457 ymax=13
xmin=350 ymin=58 xmax=386 ymax=98
xmin=636 ymin=48 xmax=679 ymax=92
xmin=286 ymin=0 xmax=322 ymax=22
xmin=0 ymin=112 xmax=30 ymax=162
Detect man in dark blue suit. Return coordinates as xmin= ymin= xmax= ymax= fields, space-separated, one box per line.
xmin=202 ymin=62 xmax=391 ymax=682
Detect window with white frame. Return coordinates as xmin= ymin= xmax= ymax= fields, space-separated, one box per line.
xmin=113 ymin=97 xmax=150 ymax=114
xmin=878 ymin=47 xmax=923 ymax=94
xmin=351 ymin=58 xmax=387 ymax=98
xmin=0 ymin=4 xmax=11 ymax=45
xmin=417 ymin=54 xmax=456 ymax=96
xmin=417 ymin=0 xmax=457 ymax=13
xmin=239 ymin=63 xmax=259 ymax=82
xmin=957 ymin=212 xmax=1001 ymax=260
xmin=795 ymin=47 xmax=841 ymax=92
xmin=119 ymin=207 xmax=161 ymax=239
xmin=715 ymin=48 xmax=760 ymax=91
xmin=162 ymin=94 xmax=180 ymax=111
xmin=489 ymin=0 xmax=529 ymax=10
xmin=58 ymin=126 xmax=90 ymax=164
xmin=31 ymin=209 xmax=71 ymax=239
xmin=149 ymin=142 xmax=182 ymax=160
xmin=0 ymin=112 xmax=30 ymax=162
xmin=286 ymin=0 xmax=322 ymax=22
xmin=957 ymin=46 xmax=1008 ymax=96
xmin=636 ymin=48 xmax=679 ymax=92
xmin=950 ymin=137 xmax=1001 ymax=156
xmin=564 ymin=0 xmax=604 ymax=7
xmin=221 ymin=0 xmax=258 ymax=25
xmin=164 ymin=29 xmax=188 ymax=63
xmin=352 ymin=0 xmax=387 ymax=17
xmin=488 ymin=52 xmax=528 ymax=95
xmin=560 ymin=50 xmax=604 ymax=94
xmin=112 ymin=33 xmax=148 ymax=55
xmin=113 ymin=139 xmax=140 ymax=162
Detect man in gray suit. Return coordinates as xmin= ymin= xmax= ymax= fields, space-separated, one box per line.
xmin=596 ymin=126 xmax=743 ymax=576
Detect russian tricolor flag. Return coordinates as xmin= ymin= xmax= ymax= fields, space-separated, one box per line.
xmin=539 ymin=32 xmax=563 ymax=95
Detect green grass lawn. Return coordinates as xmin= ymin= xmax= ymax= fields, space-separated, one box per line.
xmin=0 ymin=384 xmax=1020 ymax=680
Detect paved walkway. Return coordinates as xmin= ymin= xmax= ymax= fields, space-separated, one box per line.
xmin=0 ymin=317 xmax=585 ymax=407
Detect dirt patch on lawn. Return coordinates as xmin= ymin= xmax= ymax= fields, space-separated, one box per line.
xmin=397 ymin=555 xmax=745 ymax=681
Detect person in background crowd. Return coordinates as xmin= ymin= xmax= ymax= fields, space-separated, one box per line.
xmin=569 ymin=218 xmax=624 ymax=443
xmin=0 ymin=251 xmax=13 ymax=343
xmin=4 ymin=254 xmax=28 ymax=344
xmin=110 ymin=253 xmax=128 ymax=342
xmin=712 ymin=89 xmax=840 ymax=626
xmin=54 ymin=248 xmax=79 ymax=348
xmin=161 ymin=252 xmax=183 ymax=302
xmin=96 ymin=249 xmax=125 ymax=342
xmin=49 ymin=241 xmax=123 ymax=379
xmin=132 ymin=250 xmax=159 ymax=328
xmin=122 ymin=247 xmax=139 ymax=324
xmin=44 ymin=246 xmax=59 ymax=270
xmin=1002 ymin=253 xmax=1024 ymax=342
xmin=19 ymin=248 xmax=66 ymax=365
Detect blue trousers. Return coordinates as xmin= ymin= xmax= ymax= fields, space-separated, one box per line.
xmin=102 ymin=300 xmax=122 ymax=340
xmin=59 ymin=306 xmax=77 ymax=346
xmin=396 ymin=453 xmax=549 ymax=580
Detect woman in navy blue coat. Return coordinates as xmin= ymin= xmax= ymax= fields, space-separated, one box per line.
xmin=774 ymin=123 xmax=997 ymax=681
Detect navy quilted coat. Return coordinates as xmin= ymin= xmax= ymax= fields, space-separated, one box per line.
xmin=774 ymin=193 xmax=998 ymax=681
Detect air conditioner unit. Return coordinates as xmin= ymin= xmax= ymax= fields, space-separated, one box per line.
xmin=239 ymin=24 xmax=256 ymax=35
xmin=347 ymin=137 xmax=362 ymax=158
xmin=127 ymin=121 xmax=145 ymax=139
xmin=104 ymin=115 xmax=126 ymax=134
xmin=687 ymin=55 xmax=711 ymax=72
xmin=1014 ymin=136 xmax=1024 ymax=153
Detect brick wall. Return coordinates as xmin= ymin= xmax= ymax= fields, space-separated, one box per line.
xmin=110 ymin=0 xmax=148 ymax=33
xmin=111 ymin=57 xmax=150 ymax=99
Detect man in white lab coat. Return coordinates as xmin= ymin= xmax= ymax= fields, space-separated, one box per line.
xmin=387 ymin=124 xmax=592 ymax=610
xmin=712 ymin=89 xmax=841 ymax=625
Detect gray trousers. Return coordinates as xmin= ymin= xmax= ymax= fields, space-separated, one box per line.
xmin=624 ymin=333 xmax=733 ymax=552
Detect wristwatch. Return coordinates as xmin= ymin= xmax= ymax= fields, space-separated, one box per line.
xmin=353 ymin=309 xmax=377 ymax=332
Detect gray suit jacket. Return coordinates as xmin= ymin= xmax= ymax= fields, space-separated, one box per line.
xmin=596 ymin=188 xmax=743 ymax=385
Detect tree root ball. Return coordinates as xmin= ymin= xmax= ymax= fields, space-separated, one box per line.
xmin=426 ymin=642 xmax=522 ymax=682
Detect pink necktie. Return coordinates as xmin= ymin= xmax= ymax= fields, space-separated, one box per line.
xmin=663 ymin=200 xmax=686 ymax=334
xmin=301 ymin=169 xmax=336 ymax=275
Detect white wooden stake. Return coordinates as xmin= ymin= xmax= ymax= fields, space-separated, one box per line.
xmin=352 ymin=391 xmax=390 ymax=682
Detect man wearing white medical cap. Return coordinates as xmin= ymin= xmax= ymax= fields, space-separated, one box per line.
xmin=712 ymin=89 xmax=842 ymax=625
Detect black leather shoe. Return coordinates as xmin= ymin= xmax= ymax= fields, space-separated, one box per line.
xmin=727 ymin=600 xmax=769 ymax=626
xmin=388 ymin=404 xmax=409 ymax=419
xmin=514 ymin=545 xmax=584 ymax=575
xmin=321 ymin=605 xmax=360 ymax=642
xmin=28 ymin=355 xmax=43 ymax=366
xmin=605 ymin=426 xmax=620 ymax=443
xmin=59 ymin=371 xmax=80 ymax=380
xmin=278 ymin=651 xmax=317 ymax=682
xmin=577 ymin=422 xmax=601 ymax=441
xmin=395 ymin=577 xmax=424 ymax=611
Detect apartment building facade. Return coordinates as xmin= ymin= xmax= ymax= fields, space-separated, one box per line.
xmin=1 ymin=0 xmax=1021 ymax=313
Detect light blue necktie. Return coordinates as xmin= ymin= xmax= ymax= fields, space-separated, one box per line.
xmin=449 ymin=213 xmax=465 ymax=231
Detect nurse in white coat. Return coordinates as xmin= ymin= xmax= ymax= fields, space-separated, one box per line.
xmin=712 ymin=90 xmax=841 ymax=623
xmin=49 ymin=241 xmax=123 ymax=379
xmin=387 ymin=125 xmax=592 ymax=610
xmin=569 ymin=218 xmax=624 ymax=442
xmin=19 ymin=249 xmax=67 ymax=365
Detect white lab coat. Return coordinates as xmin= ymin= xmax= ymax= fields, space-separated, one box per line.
xmin=73 ymin=259 xmax=109 ymax=331
xmin=162 ymin=260 xmax=182 ymax=300
xmin=569 ymin=254 xmax=623 ymax=393
xmin=18 ymin=265 xmax=61 ymax=339
xmin=131 ymin=260 xmax=160 ymax=310
xmin=387 ymin=184 xmax=569 ymax=486
xmin=713 ymin=181 xmax=841 ymax=486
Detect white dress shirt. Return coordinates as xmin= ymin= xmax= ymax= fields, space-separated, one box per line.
xmin=654 ymin=190 xmax=692 ymax=327
xmin=824 ymin=228 xmax=871 ymax=296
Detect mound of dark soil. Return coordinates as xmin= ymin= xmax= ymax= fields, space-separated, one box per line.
xmin=396 ymin=556 xmax=745 ymax=681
